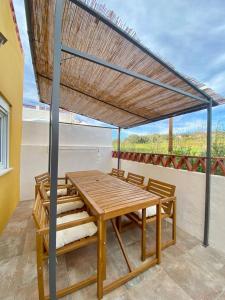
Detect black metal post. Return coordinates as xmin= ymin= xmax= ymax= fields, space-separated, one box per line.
xmin=203 ymin=97 xmax=212 ymax=247
xmin=117 ymin=127 xmax=121 ymax=169
xmin=49 ymin=0 xmax=64 ymax=299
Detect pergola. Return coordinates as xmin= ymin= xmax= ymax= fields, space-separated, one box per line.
xmin=25 ymin=0 xmax=223 ymax=298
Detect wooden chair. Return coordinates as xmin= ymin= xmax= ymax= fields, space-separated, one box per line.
xmin=39 ymin=182 xmax=85 ymax=216
xmin=35 ymin=172 xmax=75 ymax=198
xmin=33 ymin=191 xmax=98 ymax=300
xmin=125 ymin=172 xmax=145 ymax=188
xmin=35 ymin=172 xmax=68 ymax=185
xmin=125 ymin=178 xmax=176 ymax=260
xmin=109 ymin=168 xmax=125 ymax=179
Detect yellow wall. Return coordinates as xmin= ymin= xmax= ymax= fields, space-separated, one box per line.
xmin=0 ymin=1 xmax=24 ymax=233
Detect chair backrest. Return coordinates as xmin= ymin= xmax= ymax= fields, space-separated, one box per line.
xmin=32 ymin=191 xmax=49 ymax=250
xmin=126 ymin=172 xmax=144 ymax=187
xmin=35 ymin=172 xmax=50 ymax=184
xmin=39 ymin=182 xmax=49 ymax=201
xmin=146 ymin=178 xmax=176 ymax=214
xmin=33 ymin=191 xmax=49 ymax=230
xmin=111 ymin=168 xmax=125 ymax=178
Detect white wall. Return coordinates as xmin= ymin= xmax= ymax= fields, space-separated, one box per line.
xmin=23 ymin=107 xmax=77 ymax=123
xmin=113 ymin=158 xmax=225 ymax=255
xmin=20 ymin=121 xmax=112 ymax=200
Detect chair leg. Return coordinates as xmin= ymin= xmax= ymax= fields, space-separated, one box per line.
xmin=172 ymin=200 xmax=176 ymax=243
xmin=36 ymin=232 xmax=45 ymax=300
xmin=141 ymin=208 xmax=147 ymax=261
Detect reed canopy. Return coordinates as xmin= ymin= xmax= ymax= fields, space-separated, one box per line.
xmin=26 ymin=0 xmax=224 ymax=128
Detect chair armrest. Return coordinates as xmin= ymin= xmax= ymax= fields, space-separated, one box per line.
xmin=120 ymin=177 xmax=127 ymax=181
xmin=56 ymin=195 xmax=81 ymax=201
xmin=43 ymin=196 xmax=82 ymax=206
xmin=57 ymin=177 xmax=66 ymax=185
xmin=44 ymin=183 xmax=73 ymax=191
xmin=160 ymin=196 xmax=176 ymax=204
xmin=43 ymin=182 xmax=69 ymax=187
xmin=56 ymin=215 xmax=97 ymax=231
xmin=139 ymin=184 xmax=146 ymax=189
xmin=56 ymin=196 xmax=83 ymax=204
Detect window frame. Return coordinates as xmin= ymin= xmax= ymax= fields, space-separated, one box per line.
xmin=0 ymin=96 xmax=10 ymax=171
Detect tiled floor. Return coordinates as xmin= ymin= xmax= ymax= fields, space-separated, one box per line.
xmin=0 ymin=200 xmax=225 ymax=300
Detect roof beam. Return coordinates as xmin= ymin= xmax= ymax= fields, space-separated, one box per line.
xmin=125 ymin=103 xmax=208 ymax=129
xmin=62 ymin=44 xmax=209 ymax=104
xmin=69 ymin=0 xmax=212 ymax=103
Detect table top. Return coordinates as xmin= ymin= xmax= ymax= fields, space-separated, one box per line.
xmin=66 ymin=170 xmax=159 ymax=220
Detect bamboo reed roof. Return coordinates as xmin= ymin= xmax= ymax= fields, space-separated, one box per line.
xmin=25 ymin=0 xmax=224 ymax=128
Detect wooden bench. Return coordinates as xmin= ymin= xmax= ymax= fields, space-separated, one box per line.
xmin=125 ymin=178 xmax=176 ymax=260
xmin=33 ymin=191 xmax=98 ymax=300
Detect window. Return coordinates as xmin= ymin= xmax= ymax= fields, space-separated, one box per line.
xmin=0 ymin=96 xmax=9 ymax=171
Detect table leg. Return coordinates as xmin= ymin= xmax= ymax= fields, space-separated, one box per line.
xmin=97 ymin=217 xmax=106 ymax=300
xmin=156 ymin=202 xmax=162 ymax=264
xmin=103 ymin=220 xmax=107 ymax=280
xmin=141 ymin=208 xmax=147 ymax=261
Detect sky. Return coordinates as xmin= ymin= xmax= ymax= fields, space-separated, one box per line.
xmin=13 ymin=0 xmax=225 ymax=140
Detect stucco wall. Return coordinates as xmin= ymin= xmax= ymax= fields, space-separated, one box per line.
xmin=0 ymin=1 xmax=24 ymax=232
xmin=21 ymin=121 xmax=112 ymax=200
xmin=112 ymin=158 xmax=225 ymax=254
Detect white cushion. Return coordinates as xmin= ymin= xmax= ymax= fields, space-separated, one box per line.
xmin=56 ymin=211 xmax=97 ymax=249
xmin=57 ymin=200 xmax=84 ymax=215
xmin=135 ymin=205 xmax=165 ymax=219
xmin=46 ymin=188 xmax=67 ymax=197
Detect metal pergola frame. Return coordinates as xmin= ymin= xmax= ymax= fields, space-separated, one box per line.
xmin=27 ymin=0 xmax=213 ymax=298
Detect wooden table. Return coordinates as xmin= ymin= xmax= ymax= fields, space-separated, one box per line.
xmin=66 ymin=170 xmax=161 ymax=299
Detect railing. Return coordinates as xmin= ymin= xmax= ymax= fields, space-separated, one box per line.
xmin=112 ymin=151 xmax=225 ymax=176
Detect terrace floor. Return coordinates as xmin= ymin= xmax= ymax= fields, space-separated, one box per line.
xmin=0 ymin=200 xmax=225 ymax=300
